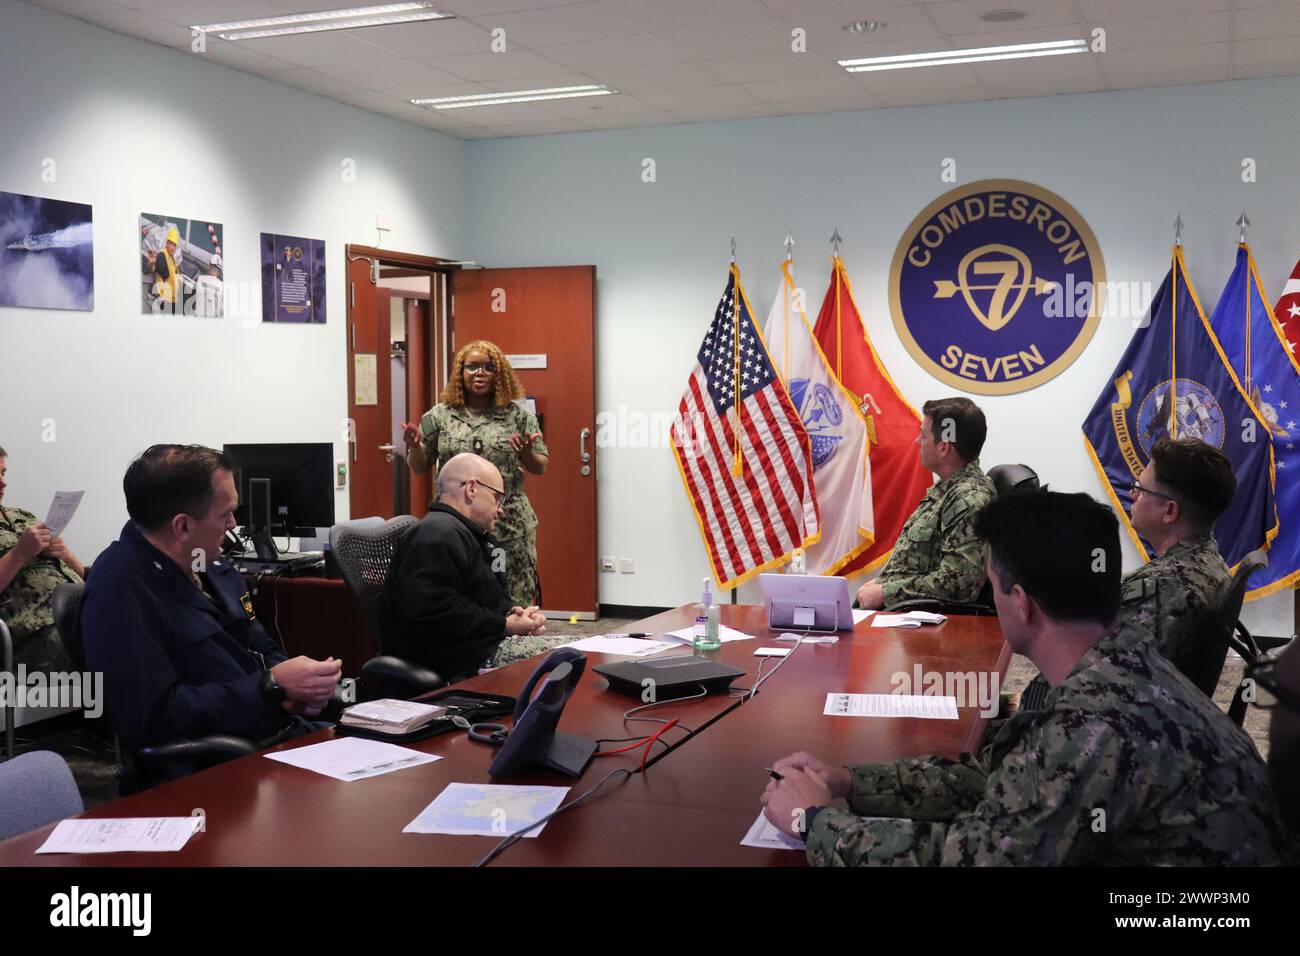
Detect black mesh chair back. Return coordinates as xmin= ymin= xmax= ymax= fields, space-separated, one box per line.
xmin=50 ymin=583 xmax=87 ymax=671
xmin=1169 ymin=549 xmax=1264 ymax=699
xmin=330 ymin=515 xmax=419 ymax=653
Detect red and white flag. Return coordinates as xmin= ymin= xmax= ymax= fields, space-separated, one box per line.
xmin=671 ymin=265 xmax=819 ymax=589
xmin=763 ymin=258 xmax=873 ymax=574
xmin=1275 ymin=257 xmax=1300 ymax=357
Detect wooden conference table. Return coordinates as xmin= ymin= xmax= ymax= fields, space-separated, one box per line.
xmin=0 ymin=605 xmax=1010 ymax=867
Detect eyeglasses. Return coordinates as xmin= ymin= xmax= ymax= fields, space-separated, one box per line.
xmin=462 ymin=478 xmax=507 ymax=507
xmin=1244 ymin=654 xmax=1300 ymax=712
xmin=1130 ymin=481 xmax=1177 ymax=502
xmin=464 ymin=362 xmax=497 ymax=374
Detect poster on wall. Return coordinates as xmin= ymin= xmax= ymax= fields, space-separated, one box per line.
xmin=260 ymin=233 xmax=325 ymax=324
xmin=0 ymin=190 xmax=94 ymax=311
xmin=139 ymin=213 xmax=224 ymax=317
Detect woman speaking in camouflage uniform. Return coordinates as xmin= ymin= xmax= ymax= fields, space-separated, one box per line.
xmin=402 ymin=342 xmax=548 ymax=608
xmin=0 ymin=446 xmax=85 ymax=671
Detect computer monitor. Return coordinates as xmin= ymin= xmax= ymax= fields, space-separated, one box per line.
xmin=223 ymin=443 xmax=335 ymax=559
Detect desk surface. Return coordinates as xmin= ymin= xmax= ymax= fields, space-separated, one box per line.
xmin=0 ymin=605 xmax=1008 ymax=866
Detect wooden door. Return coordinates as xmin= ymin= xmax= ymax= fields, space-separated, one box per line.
xmin=452 ymin=267 xmax=598 ymax=618
xmin=346 ymin=255 xmax=394 ymax=520
xmin=405 ymin=297 xmax=433 ymax=515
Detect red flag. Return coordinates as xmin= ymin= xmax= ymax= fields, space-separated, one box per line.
xmin=1275 ymin=257 xmax=1300 ymax=358
xmin=813 ymin=256 xmax=931 ymax=577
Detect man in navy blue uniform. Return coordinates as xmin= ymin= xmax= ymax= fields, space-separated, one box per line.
xmin=83 ymin=445 xmax=341 ymax=770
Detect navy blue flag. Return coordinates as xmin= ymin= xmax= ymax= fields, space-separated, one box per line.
xmin=1082 ymin=246 xmax=1276 ymax=571
xmin=1209 ymin=244 xmax=1298 ymax=597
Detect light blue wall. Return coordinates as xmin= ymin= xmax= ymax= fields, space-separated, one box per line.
xmin=463 ymin=77 xmax=1300 ymax=634
xmin=0 ymin=0 xmax=467 ymax=558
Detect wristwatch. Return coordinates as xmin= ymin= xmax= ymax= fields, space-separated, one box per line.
xmin=259 ymin=669 xmax=287 ymax=708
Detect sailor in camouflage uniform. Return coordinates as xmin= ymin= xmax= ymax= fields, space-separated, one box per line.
xmin=0 ymin=448 xmax=85 ymax=672
xmin=403 ymin=341 xmax=548 ymax=609
xmin=764 ymin=490 xmax=1287 ymax=866
xmin=1122 ymin=437 xmax=1234 ymax=674
xmin=856 ymin=398 xmax=995 ymax=610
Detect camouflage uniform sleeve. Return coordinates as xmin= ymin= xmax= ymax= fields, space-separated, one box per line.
xmin=807 ymin=715 xmax=1137 ymax=865
xmin=521 ymin=408 xmax=548 ymax=458
xmin=418 ymin=407 xmax=440 ymax=466
xmin=879 ymin=489 xmax=989 ymax=606
xmin=845 ymin=753 xmax=990 ymax=819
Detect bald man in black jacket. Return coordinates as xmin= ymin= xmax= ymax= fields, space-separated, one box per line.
xmin=381 ymin=454 xmax=553 ymax=681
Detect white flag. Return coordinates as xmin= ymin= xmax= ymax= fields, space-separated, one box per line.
xmin=762 ymin=260 xmax=874 ymax=574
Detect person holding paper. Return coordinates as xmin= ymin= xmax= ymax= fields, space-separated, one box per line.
xmin=0 ymin=446 xmax=85 ymax=671
xmin=381 ymin=453 xmax=563 ymax=682
xmin=762 ymin=489 xmax=1287 ymax=866
xmin=82 ymin=445 xmax=342 ymax=779
xmin=854 ymin=398 xmax=995 ymax=611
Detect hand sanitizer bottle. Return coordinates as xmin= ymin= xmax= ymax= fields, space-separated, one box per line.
xmin=694 ymin=578 xmax=722 ymax=651
xmin=789 ymin=548 xmax=806 ymax=575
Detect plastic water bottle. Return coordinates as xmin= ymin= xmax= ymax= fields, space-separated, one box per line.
xmin=694 ymin=578 xmax=722 ymax=651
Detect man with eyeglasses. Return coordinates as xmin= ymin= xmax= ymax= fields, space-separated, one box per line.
xmin=381 ymin=453 xmax=563 ymax=682
xmin=1121 ymin=436 xmax=1235 ymax=677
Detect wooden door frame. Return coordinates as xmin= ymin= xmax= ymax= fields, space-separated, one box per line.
xmin=346 ymin=245 xmax=462 ymax=517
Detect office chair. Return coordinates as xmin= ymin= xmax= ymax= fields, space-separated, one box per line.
xmin=1 ymin=619 xmax=13 ymax=761
xmin=51 ymin=582 xmax=258 ymax=794
xmin=885 ymin=463 xmax=1041 ymax=617
xmin=0 ymin=750 xmax=84 ymax=841
xmin=330 ymin=517 xmax=446 ymax=700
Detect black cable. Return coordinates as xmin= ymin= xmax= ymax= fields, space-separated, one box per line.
xmin=472 ymin=767 xmax=633 ymax=867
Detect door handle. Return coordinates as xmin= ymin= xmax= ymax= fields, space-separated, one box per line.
xmin=579 ymin=427 xmax=591 ymax=463
xmin=379 ymin=443 xmax=396 ymax=463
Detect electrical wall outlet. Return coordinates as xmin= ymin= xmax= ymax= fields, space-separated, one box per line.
xmin=619 ymin=558 xmax=636 ymax=574
xmin=600 ymin=556 xmax=616 ymax=572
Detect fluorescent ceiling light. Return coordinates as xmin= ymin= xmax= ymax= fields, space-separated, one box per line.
xmin=412 ymin=85 xmax=616 ymax=109
xmin=195 ymin=3 xmax=450 ymax=42
xmin=840 ymin=38 xmax=1087 ymax=72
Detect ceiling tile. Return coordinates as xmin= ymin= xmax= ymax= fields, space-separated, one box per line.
xmin=741 ymin=73 xmax=864 ymax=102
xmin=760 ymin=0 xmax=917 ymax=15
xmin=82 ymin=8 xmax=197 ymax=45
xmin=145 ymin=1 xmax=293 ymax=28
xmin=988 ymin=75 xmax=1108 ymax=98
xmin=672 ymin=103 xmax=783 ymax=122
xmin=264 ymin=67 xmax=365 ymax=95
xmin=580 ymin=62 xmax=729 ymax=91
xmin=777 ymin=92 xmax=884 ymax=113
xmin=577 ymin=112 xmax=681 ymax=130
xmin=482 ymin=2 xmax=642 ymax=48
xmin=329 ymin=89 xmax=429 ymax=113
xmin=850 ymin=61 xmax=985 ymax=94
xmin=479 ymin=72 xmax=594 ymax=90
xmin=430 ymin=100 xmax=566 ymax=123
xmin=968 ymin=50 xmax=1103 ymax=86
xmin=435 ymin=0 xmax=582 ymax=17
xmin=477 ymin=118 xmax=590 ymax=135
xmin=349 ymin=19 xmax=496 ymax=58
xmin=1233 ymin=59 xmax=1300 ymax=80
xmin=1074 ymin=0 xmax=1228 ymax=19
xmin=794 ymin=7 xmax=944 ymax=48
xmin=1107 ymin=66 xmax=1232 ymax=88
xmin=190 ymin=37 xmax=299 ymax=72
xmin=31 ymin=0 xmax=134 ymax=16
xmin=1235 ymin=36 xmax=1300 ymax=66
xmin=537 ymin=91 xmax=665 ymax=117
xmin=635 ymin=84 xmax=762 ymax=110
xmin=431 ymin=48 xmax=571 ymax=79
xmin=654 ymin=19 xmax=799 ymax=60
xmin=876 ymin=86 xmax=990 ymax=108
xmin=922 ymin=0 xmax=1081 ymax=35
xmin=1099 ymin=41 xmax=1230 ymax=75
xmin=1088 ymin=11 xmax=1229 ymax=49
xmin=703 ymin=50 xmax=844 ymax=82
xmin=400 ymin=80 xmax=495 ymax=100
xmin=237 ymin=31 xmax=400 ymax=67
xmin=596 ymin=0 xmax=773 ymax=34
xmin=536 ymin=34 xmax=681 ymax=70
xmin=1235 ymin=4 xmax=1300 ymax=40
xmin=317 ymin=58 xmax=467 ymax=90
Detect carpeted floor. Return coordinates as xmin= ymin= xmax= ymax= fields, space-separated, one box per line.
xmin=10 ymin=617 xmax=1278 ymax=810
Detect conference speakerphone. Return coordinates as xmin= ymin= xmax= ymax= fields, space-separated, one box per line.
xmin=594 ymin=655 xmax=746 ymax=700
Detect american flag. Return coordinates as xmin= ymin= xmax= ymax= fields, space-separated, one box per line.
xmin=1276 ymin=257 xmax=1300 ymax=357
xmin=671 ymin=266 xmax=819 ymax=589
